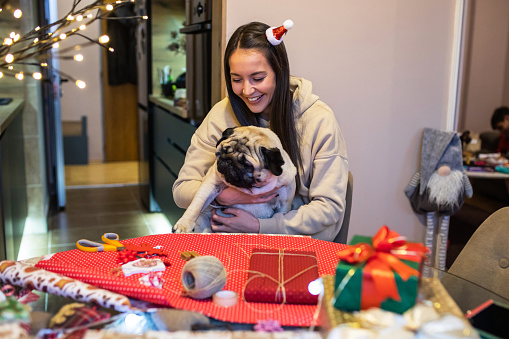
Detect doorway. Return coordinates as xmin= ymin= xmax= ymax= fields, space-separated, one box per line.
xmin=56 ymin=0 xmax=140 ymax=190
xmin=447 ymin=0 xmax=509 ymax=268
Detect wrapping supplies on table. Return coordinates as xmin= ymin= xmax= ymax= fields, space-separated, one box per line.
xmin=0 ymin=295 xmax=30 ymax=325
xmin=0 ymin=260 xmax=133 ymax=312
xmin=181 ymin=256 xmax=227 ymax=300
xmin=325 ymin=305 xmax=479 ymax=339
xmin=0 ymin=323 xmax=29 ymax=338
xmin=244 ymin=248 xmax=319 ymax=305
xmin=321 ymin=275 xmax=478 ymax=338
xmin=334 ymin=225 xmax=427 ymax=314
xmin=49 ymin=303 xmax=111 ymax=330
xmin=33 ymin=234 xmax=346 ymax=326
xmin=80 ymin=330 xmax=324 ymax=338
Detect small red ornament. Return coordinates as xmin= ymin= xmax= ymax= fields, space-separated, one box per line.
xmin=116 ymin=250 xmax=138 ymax=264
xmin=160 ymin=258 xmax=172 ymax=266
xmin=124 ymin=242 xmax=169 ymax=257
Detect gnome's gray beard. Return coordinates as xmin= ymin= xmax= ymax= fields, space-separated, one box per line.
xmin=427 ymin=169 xmax=464 ymax=207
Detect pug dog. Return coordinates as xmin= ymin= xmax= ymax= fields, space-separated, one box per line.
xmin=172 ymin=126 xmax=297 ymax=233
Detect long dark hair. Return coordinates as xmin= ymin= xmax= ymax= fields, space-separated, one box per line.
xmin=224 ymin=21 xmax=303 ymax=190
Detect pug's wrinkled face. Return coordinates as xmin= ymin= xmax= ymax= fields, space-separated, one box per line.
xmin=215 ymin=127 xmax=285 ymax=189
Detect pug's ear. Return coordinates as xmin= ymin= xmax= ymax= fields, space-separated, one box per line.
xmin=261 ymin=147 xmax=284 ymax=176
xmin=216 ymin=127 xmax=236 ymax=147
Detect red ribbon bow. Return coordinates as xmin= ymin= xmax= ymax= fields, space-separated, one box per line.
xmin=337 ymin=225 xmax=428 ymax=309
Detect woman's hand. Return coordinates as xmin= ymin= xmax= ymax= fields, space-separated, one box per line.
xmin=215 ymin=187 xmax=279 ymax=205
xmin=210 ymin=208 xmax=260 ymax=233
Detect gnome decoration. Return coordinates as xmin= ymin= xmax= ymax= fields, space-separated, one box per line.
xmin=405 ymin=128 xmax=473 ymax=274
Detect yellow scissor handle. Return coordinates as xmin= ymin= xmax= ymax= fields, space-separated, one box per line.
xmin=102 ymin=233 xmax=125 ymax=249
xmin=76 ymin=239 xmax=119 ymax=252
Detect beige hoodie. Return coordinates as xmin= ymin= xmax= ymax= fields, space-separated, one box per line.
xmin=173 ymin=77 xmax=349 ymax=241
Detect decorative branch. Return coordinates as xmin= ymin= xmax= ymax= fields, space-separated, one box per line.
xmin=0 ymin=0 xmax=147 ymax=88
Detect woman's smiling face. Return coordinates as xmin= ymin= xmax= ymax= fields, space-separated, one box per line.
xmin=229 ymin=48 xmax=276 ymax=119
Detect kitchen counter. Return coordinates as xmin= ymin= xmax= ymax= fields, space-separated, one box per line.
xmin=149 ymin=94 xmax=187 ymax=119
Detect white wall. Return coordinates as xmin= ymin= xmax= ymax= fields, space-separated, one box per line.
xmin=227 ymin=0 xmax=459 ymax=242
xmin=461 ymin=0 xmax=509 ymax=133
xmin=57 ymin=0 xmax=103 ymax=162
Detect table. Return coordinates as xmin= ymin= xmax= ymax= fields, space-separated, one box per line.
xmin=321 ymin=266 xmax=509 ymax=338
xmin=1 ymin=233 xmax=343 ymax=337
xmin=3 ymin=235 xmax=508 ymax=338
xmin=466 ymin=170 xmax=509 ymax=179
xmin=8 ymin=266 xmax=487 ymax=338
xmin=436 ymin=267 xmax=509 ymax=314
xmin=466 ymin=168 xmax=509 ymax=193
xmin=432 ymin=266 xmax=509 ymax=339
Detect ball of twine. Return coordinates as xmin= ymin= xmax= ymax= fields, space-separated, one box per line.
xmin=181 ymin=256 xmax=227 ymax=300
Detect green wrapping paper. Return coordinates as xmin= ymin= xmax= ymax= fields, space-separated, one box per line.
xmin=333 ymin=232 xmax=423 ymax=314
xmin=0 ymin=296 xmax=30 ymax=324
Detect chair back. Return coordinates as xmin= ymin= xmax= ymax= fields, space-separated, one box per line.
xmin=333 ymin=171 xmax=353 ymax=244
xmin=479 ymin=130 xmax=500 ymax=153
xmin=441 ymin=207 xmax=509 ymax=311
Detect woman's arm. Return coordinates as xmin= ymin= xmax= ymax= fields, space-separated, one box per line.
xmin=173 ymin=98 xmax=240 ymax=208
xmin=172 ymin=132 xmax=217 ymax=208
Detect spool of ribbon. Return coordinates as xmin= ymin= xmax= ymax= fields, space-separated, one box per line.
xmin=213 ymin=290 xmax=238 ymax=307
xmin=181 ymin=256 xmax=227 ymax=300
xmin=336 ymin=225 xmax=428 ymax=310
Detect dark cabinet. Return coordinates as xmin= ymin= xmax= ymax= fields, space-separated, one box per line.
xmin=0 ymin=108 xmax=27 ymax=260
xmin=152 ymin=104 xmax=197 ymax=225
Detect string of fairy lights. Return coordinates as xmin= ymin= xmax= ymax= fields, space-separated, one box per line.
xmin=0 ymin=0 xmax=147 ymax=89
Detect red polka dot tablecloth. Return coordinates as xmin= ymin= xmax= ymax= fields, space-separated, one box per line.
xmin=35 ymin=233 xmax=345 ymax=326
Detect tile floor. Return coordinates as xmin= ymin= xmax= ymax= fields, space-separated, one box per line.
xmin=20 ymin=185 xmax=172 ymax=259
xmin=47 ymin=185 xmax=172 ymax=254
xmin=20 ymin=162 xmax=173 ymax=313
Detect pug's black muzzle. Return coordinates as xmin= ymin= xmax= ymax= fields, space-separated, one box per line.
xmin=216 ymin=150 xmax=255 ymax=189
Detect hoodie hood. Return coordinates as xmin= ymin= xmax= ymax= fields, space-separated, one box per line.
xmin=290 ymin=76 xmax=320 ymax=117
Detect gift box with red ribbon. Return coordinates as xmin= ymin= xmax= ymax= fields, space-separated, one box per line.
xmin=244 ymin=248 xmax=319 ymax=305
xmin=333 ymin=225 xmax=428 ymax=314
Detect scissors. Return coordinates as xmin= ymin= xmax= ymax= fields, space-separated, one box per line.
xmin=76 ymin=233 xmax=126 ymax=252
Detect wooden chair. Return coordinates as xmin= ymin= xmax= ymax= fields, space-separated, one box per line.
xmin=333 ymin=171 xmax=353 ymax=244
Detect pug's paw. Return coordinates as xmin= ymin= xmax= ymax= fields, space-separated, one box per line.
xmin=172 ymin=218 xmax=195 ymax=233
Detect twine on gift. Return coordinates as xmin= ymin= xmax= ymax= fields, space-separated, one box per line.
xmin=181 ymin=256 xmax=227 ymax=300
xmin=232 ymin=237 xmax=320 ymax=259
xmin=226 ymin=249 xmax=319 ymax=314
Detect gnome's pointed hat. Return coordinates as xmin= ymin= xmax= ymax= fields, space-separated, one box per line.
xmin=266 ymin=19 xmax=294 ymax=46
xmin=418 ymin=128 xmax=463 ymax=195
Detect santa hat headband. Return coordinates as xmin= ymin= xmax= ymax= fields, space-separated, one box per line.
xmin=266 ymin=19 xmax=294 ymax=46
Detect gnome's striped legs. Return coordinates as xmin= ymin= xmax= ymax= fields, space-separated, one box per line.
xmin=437 ymin=215 xmax=450 ymax=277
xmin=424 ymin=212 xmax=435 ymax=277
xmin=424 ymin=212 xmax=450 ymax=278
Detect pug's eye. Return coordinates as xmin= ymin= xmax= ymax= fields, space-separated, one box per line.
xmin=240 ymin=155 xmax=254 ymax=172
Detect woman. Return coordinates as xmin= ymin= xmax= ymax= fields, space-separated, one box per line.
xmin=173 ymin=21 xmax=349 ymax=241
